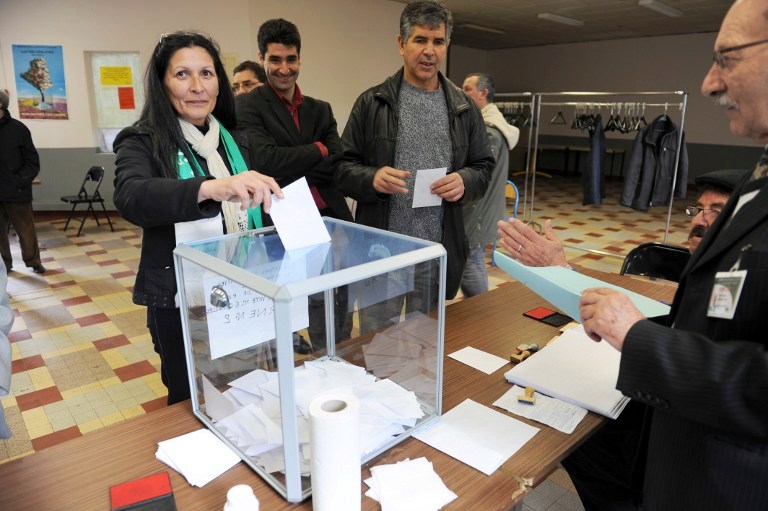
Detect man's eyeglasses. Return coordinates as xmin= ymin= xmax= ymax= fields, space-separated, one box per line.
xmin=713 ymin=38 xmax=768 ymax=69
xmin=685 ymin=206 xmax=721 ymax=218
xmin=232 ymin=81 xmax=260 ymax=93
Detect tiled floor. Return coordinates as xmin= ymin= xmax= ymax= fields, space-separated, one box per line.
xmin=1 ymin=176 xmax=692 ymax=509
xmin=1 ymin=212 xmax=166 ymax=463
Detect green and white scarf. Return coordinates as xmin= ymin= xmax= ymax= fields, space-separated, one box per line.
xmin=177 ymin=114 xmax=262 ymax=233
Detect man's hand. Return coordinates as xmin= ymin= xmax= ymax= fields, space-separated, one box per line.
xmin=198 ymin=171 xmax=283 ymax=212
xmin=373 ymin=166 xmax=411 ymax=194
xmin=497 ymin=218 xmax=568 ymax=267
xmin=431 ymin=173 xmax=465 ymax=202
xmin=579 ymin=288 xmax=645 ymax=351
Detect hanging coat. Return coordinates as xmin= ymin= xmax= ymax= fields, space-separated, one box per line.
xmin=583 ymin=113 xmax=605 ymax=205
xmin=621 ymin=114 xmax=688 ymax=212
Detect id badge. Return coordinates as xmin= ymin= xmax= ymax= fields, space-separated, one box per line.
xmin=707 ymin=270 xmax=747 ymax=319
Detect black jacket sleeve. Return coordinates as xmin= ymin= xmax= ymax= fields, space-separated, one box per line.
xmin=113 ymin=128 xmax=219 ymax=228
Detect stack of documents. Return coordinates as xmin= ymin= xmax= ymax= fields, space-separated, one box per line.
xmin=156 ymin=429 xmax=241 ymax=487
xmin=504 ymin=326 xmax=630 ymax=419
xmin=365 ymin=457 xmax=457 ymax=510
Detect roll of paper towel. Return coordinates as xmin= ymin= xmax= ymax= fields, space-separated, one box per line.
xmin=309 ymin=393 xmax=361 ymax=511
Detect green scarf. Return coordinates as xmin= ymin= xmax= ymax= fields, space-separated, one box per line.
xmin=176 ymin=120 xmax=262 ymax=230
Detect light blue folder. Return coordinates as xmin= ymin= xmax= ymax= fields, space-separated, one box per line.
xmin=493 ymin=251 xmax=671 ymax=321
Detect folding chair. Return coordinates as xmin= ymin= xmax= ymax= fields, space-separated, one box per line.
xmin=491 ymin=180 xmax=519 ymax=266
xmin=60 ymin=166 xmax=114 ymax=236
xmin=620 ymin=242 xmax=691 ymax=282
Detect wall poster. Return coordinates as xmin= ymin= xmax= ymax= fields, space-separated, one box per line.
xmin=88 ymin=52 xmax=143 ymax=152
xmin=12 ymin=44 xmax=69 ymax=120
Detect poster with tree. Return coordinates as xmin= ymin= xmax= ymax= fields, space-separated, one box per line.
xmin=12 ymin=44 xmax=69 ymax=120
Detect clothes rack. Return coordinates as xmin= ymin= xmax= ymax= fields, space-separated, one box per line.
xmin=531 ymin=91 xmax=688 ymax=250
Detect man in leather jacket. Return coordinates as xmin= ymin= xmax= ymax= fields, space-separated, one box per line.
xmin=335 ymin=1 xmax=492 ymax=331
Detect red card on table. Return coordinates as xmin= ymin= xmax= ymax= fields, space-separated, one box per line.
xmin=110 ymin=472 xmax=176 ymax=511
xmin=523 ymin=307 xmax=555 ymax=320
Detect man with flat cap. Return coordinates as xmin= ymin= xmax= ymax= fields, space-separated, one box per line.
xmin=497 ymin=168 xmax=749 ymax=268
xmin=685 ymin=168 xmax=748 ymax=252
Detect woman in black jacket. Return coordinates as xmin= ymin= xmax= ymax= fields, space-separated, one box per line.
xmin=113 ymin=32 xmax=281 ymax=404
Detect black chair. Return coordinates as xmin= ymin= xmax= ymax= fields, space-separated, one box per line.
xmin=60 ymin=166 xmax=114 ymax=236
xmin=620 ymin=242 xmax=691 ymax=282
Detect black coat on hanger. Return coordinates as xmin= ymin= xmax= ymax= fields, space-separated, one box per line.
xmin=621 ymin=114 xmax=688 ymax=212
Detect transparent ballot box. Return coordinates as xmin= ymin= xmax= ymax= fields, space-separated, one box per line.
xmin=172 ymin=218 xmax=446 ymax=502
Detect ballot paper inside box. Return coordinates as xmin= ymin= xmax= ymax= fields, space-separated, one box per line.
xmin=173 ymin=218 xmax=447 ymax=503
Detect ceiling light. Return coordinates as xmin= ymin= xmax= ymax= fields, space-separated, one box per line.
xmin=459 ymin=23 xmax=505 ymax=35
xmin=638 ymin=0 xmax=683 ymax=18
xmin=537 ymin=13 xmax=584 ymax=27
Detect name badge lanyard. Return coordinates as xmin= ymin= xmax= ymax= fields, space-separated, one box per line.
xmin=707 ymin=244 xmax=750 ymax=320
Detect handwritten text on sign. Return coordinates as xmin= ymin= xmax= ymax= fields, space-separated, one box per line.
xmin=204 ymin=276 xmax=308 ymax=359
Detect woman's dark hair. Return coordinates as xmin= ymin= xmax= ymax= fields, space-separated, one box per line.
xmin=138 ymin=31 xmax=235 ymax=178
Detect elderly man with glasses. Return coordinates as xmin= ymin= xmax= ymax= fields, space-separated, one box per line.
xmin=517 ymin=2 xmax=768 ymax=510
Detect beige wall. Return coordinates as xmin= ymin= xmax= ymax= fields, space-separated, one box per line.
xmin=0 ymin=0 xmax=404 ymax=149
xmin=449 ymin=32 xmax=750 ymax=147
xmin=0 ymin=0 xmax=253 ymax=149
xmin=243 ymin=0 xmax=405 ymax=131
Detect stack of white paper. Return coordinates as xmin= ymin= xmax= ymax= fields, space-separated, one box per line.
xmin=207 ymin=359 xmax=426 ymax=475
xmin=504 ymin=326 xmax=630 ymax=419
xmin=365 ymin=457 xmax=457 ymax=510
xmin=156 ymin=429 xmax=241 ymax=487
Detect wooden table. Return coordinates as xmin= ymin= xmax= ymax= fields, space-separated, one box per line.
xmin=0 ymin=271 xmax=674 ymax=511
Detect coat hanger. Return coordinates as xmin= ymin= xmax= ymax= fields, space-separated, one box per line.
xmin=637 ymin=103 xmax=648 ymax=130
xmin=550 ymin=110 xmax=567 ymax=125
xmin=571 ymin=105 xmax=580 ymax=130
xmin=605 ymin=103 xmax=618 ymax=132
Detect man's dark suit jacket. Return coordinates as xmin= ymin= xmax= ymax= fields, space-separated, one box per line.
xmin=235 ymin=84 xmax=352 ymax=223
xmin=618 ymin=173 xmax=768 ymax=510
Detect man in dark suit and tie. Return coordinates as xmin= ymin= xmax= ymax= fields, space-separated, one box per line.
xmin=574 ymin=1 xmax=768 ymax=509
xmin=235 ymin=18 xmax=353 ymax=353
